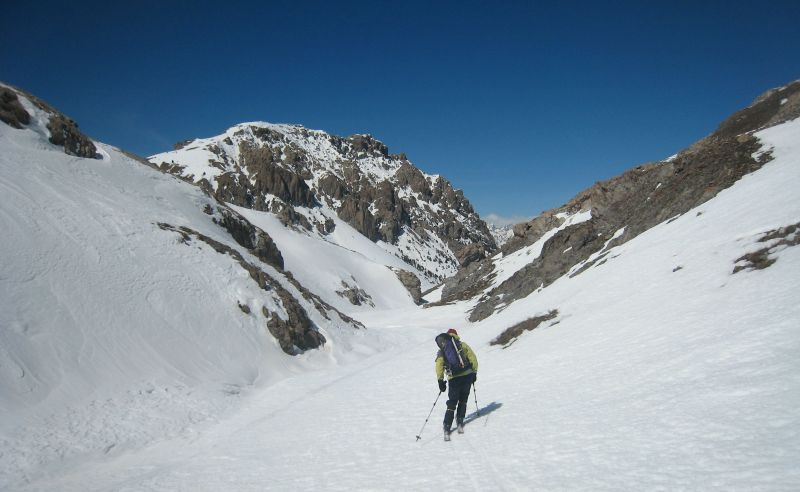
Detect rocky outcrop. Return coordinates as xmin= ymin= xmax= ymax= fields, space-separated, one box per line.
xmin=455 ymin=243 xmax=487 ymax=267
xmin=214 ymin=206 xmax=284 ymax=270
xmin=46 ymin=114 xmax=97 ymax=158
xmin=443 ymin=81 xmax=800 ymax=321
xmin=240 ymin=142 xmax=317 ymax=207
xmin=1 ymin=85 xmax=97 ymax=158
xmin=336 ymin=280 xmax=375 ymax=307
xmin=264 ymin=295 xmax=325 ymax=356
xmin=0 ymin=87 xmax=31 ymax=129
xmin=393 ymin=269 xmax=422 ymax=304
xmin=157 ymin=222 xmax=325 ymax=355
xmin=338 ymin=196 xmax=380 ymax=241
xmin=347 ymin=134 xmax=389 ymax=158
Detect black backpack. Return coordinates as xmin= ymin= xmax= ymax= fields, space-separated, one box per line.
xmin=436 ymin=334 xmax=472 ymax=375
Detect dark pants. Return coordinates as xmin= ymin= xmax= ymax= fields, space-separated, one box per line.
xmin=444 ymin=372 xmax=475 ymax=430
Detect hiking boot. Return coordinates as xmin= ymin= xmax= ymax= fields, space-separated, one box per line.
xmin=457 ymin=423 xmax=464 ymax=434
xmin=444 ymin=428 xmax=451 ymax=441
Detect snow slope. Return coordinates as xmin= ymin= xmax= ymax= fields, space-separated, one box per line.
xmin=228 ymin=204 xmax=417 ymax=314
xmin=4 ymin=106 xmax=798 ymax=491
xmin=0 ymin=89 xmax=399 ymax=488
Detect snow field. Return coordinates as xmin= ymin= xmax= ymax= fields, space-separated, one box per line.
xmin=230 ymin=204 xmax=418 ymax=314
xmin=0 ymin=108 xmax=389 ymax=488
xmin=1 ymin=87 xmax=798 ymax=491
xmin=46 ymin=117 xmax=797 ymax=491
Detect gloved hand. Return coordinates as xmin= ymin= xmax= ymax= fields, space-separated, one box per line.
xmin=473 ymin=373 xmax=477 ymax=383
xmin=438 ymin=379 xmax=446 ymax=392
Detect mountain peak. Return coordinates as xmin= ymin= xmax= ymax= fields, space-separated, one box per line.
xmin=150 ymin=121 xmax=496 ymax=285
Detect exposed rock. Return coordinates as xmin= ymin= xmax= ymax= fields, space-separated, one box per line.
xmin=281 ymin=270 xmax=365 ymax=329
xmin=347 ymin=134 xmax=389 ymax=158
xmin=215 ymin=206 xmax=284 ymax=270
xmin=318 ymin=173 xmax=348 ymax=201
xmin=505 ymin=214 xmax=565 ymax=253
xmin=2 ymin=85 xmax=97 ymax=158
xmin=173 ymin=139 xmax=193 ymax=150
xmin=269 ymin=200 xmax=313 ymax=231
xmin=336 ymin=280 xmax=375 ymax=307
xmin=241 ymin=142 xmax=316 ymax=207
xmin=157 ymin=222 xmax=325 ymax=355
xmin=455 ymin=243 xmax=487 ymax=267
xmin=46 ymin=114 xmax=97 ymax=158
xmin=440 ymin=258 xmax=496 ymax=302
xmin=393 ymin=269 xmax=422 ymax=304
xmin=0 ymin=87 xmax=31 ymax=129
xmin=338 ymin=196 xmax=379 ymax=241
xmin=715 ymin=80 xmax=800 ymax=138
xmin=491 ymin=310 xmax=559 ymax=347
xmin=264 ymin=284 xmax=326 ymax=355
xmin=733 ymin=222 xmax=800 ymax=274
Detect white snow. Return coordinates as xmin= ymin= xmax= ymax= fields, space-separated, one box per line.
xmin=0 ymin=94 xmax=385 ymax=489
xmin=2 ymin=87 xmax=799 ymax=491
xmin=487 ymin=209 xmax=592 ymax=291
xmin=229 ymin=204 xmax=418 ymax=313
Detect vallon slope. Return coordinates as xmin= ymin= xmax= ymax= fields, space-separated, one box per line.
xmin=438 ymin=81 xmax=800 ymax=321
xmin=149 ymin=122 xmax=497 ymax=287
xmin=0 ymin=81 xmax=428 ymax=486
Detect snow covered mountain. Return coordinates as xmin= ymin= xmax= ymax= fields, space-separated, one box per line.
xmin=487 ymin=222 xmax=515 ymax=247
xmin=440 ymin=81 xmax=800 ymax=321
xmin=2 ymin=80 xmax=799 ymax=490
xmin=149 ymin=123 xmax=497 ymax=287
xmin=0 ymin=83 xmax=420 ymax=486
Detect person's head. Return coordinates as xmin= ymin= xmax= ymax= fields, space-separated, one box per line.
xmin=447 ymin=328 xmax=458 ymax=337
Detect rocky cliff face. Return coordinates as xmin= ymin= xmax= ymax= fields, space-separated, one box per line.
xmin=441 ymin=81 xmax=800 ymax=321
xmin=150 ymin=123 xmax=496 ymax=285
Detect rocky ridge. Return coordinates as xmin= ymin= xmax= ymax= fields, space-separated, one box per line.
xmin=149 ymin=123 xmax=497 ymax=285
xmin=441 ymin=81 xmax=800 ymax=321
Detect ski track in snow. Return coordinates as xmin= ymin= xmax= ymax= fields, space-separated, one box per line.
xmin=2 ymin=95 xmax=799 ymax=491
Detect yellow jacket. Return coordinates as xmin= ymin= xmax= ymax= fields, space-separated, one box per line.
xmin=435 ymin=335 xmax=478 ymax=380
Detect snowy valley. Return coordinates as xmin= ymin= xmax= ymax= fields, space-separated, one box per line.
xmin=1 ymin=81 xmax=799 ymax=491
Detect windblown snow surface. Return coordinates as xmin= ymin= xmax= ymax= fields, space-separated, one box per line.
xmin=2 ymin=104 xmax=799 ymax=490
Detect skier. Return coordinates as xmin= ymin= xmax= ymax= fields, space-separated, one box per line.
xmin=435 ymin=328 xmax=478 ymax=441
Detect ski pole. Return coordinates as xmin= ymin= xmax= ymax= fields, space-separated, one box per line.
xmin=473 ymin=382 xmax=481 ymax=417
xmin=415 ymin=391 xmax=442 ymax=441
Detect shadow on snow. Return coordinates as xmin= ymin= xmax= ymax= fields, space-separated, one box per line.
xmin=463 ymin=401 xmax=503 ymax=427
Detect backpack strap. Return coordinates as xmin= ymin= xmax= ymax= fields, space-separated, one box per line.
xmin=450 ymin=338 xmax=465 ymax=368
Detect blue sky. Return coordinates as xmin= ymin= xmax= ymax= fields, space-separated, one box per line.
xmin=2 ymin=1 xmax=798 ymax=223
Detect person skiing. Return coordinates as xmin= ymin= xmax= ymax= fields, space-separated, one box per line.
xmin=435 ymin=328 xmax=478 ymax=441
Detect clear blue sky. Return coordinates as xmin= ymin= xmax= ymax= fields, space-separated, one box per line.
xmin=3 ymin=1 xmax=799 ymax=223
